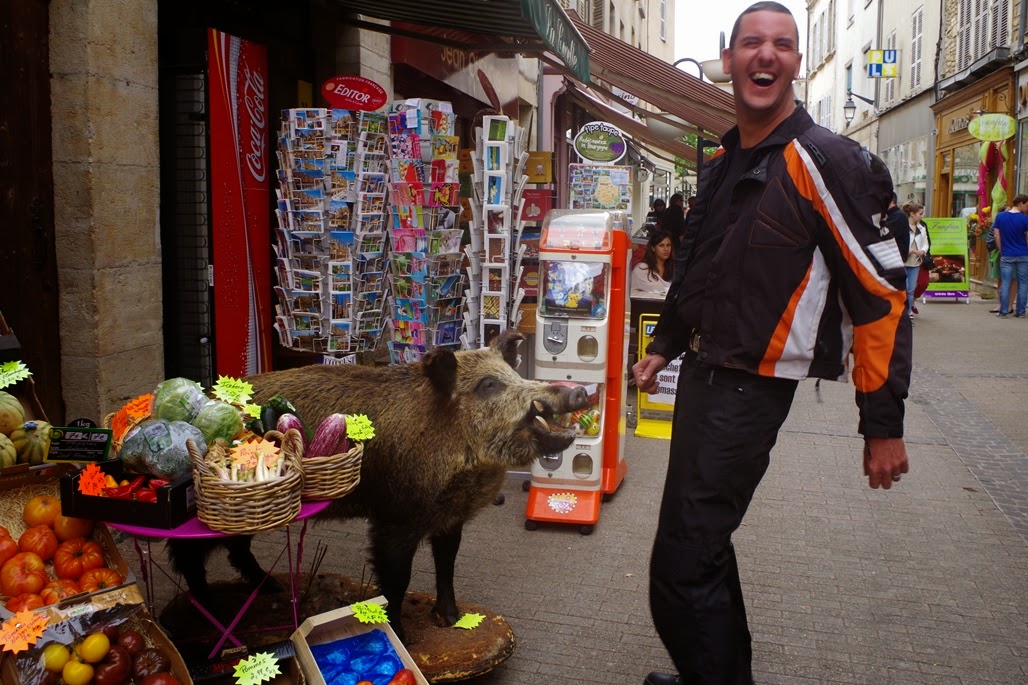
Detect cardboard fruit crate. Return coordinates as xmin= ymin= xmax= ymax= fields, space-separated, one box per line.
xmin=291 ymin=596 xmax=429 ymax=685
xmin=60 ymin=459 xmax=196 ymax=529
xmin=0 ymin=467 xmax=138 ymax=620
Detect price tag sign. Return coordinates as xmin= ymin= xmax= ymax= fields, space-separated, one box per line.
xmin=350 ymin=601 xmax=389 ymax=624
xmin=0 ymin=610 xmax=48 ymax=654
xmin=233 ymin=652 xmax=280 ymax=685
xmin=213 ymin=376 xmax=254 ymax=405
xmin=454 ymin=612 xmax=485 ymax=630
xmin=0 ymin=360 xmax=31 ymax=390
xmin=45 ymin=426 xmax=113 ymax=464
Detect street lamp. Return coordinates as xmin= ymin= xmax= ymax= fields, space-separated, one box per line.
xmin=843 ymin=90 xmax=876 ymax=123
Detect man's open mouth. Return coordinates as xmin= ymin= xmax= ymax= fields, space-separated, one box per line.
xmin=751 ymin=72 xmax=776 ymax=87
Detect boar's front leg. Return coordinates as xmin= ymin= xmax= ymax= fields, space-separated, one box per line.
xmin=369 ymin=523 xmax=419 ymax=641
xmin=429 ymin=527 xmax=462 ymax=626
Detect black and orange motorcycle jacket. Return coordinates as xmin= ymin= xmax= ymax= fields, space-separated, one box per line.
xmin=647 ymin=106 xmax=912 ymax=438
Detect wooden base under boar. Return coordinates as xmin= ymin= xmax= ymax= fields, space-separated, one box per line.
xmin=158 ymin=572 xmax=515 ymax=683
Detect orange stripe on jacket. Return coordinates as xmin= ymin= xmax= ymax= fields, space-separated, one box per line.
xmin=759 ymin=262 xmax=813 ymax=376
xmin=783 ymin=144 xmax=904 ymax=393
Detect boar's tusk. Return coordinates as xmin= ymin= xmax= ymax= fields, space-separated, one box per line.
xmin=533 ymin=400 xmax=545 ymax=414
xmin=534 ymin=414 xmax=551 ymax=431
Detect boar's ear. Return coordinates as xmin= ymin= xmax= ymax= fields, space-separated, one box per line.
xmin=423 ymin=348 xmax=458 ymax=398
xmin=489 ymin=330 xmax=524 ymax=370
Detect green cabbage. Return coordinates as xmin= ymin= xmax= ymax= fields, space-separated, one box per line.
xmin=153 ymin=377 xmax=207 ymax=423
xmin=119 ymin=419 xmax=206 ymax=479
xmin=191 ymin=400 xmax=244 ymax=445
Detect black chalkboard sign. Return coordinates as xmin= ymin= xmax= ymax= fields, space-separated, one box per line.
xmin=45 ymin=425 xmax=113 ymax=464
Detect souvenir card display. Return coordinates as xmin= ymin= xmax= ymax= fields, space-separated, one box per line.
xmin=463 ymin=116 xmax=531 ymax=349
xmin=385 ymin=99 xmax=467 ymax=364
xmin=569 ymin=164 xmax=633 ymax=212
xmin=273 ymin=108 xmax=390 ymax=355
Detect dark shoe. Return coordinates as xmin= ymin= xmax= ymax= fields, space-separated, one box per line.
xmin=912 ymin=306 xmax=919 ymax=315
xmin=644 ymin=673 xmax=682 ymax=685
xmin=998 ymin=313 xmax=1009 ymax=318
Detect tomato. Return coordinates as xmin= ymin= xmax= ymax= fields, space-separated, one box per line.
xmin=62 ymin=656 xmax=95 ymax=685
xmin=94 ymin=644 xmax=132 ymax=685
xmin=132 ymin=648 xmax=171 ymax=679
xmin=38 ymin=672 xmax=62 ymax=685
xmin=388 ymin=669 xmax=418 ymax=685
xmin=0 ymin=525 xmax=9 ymax=537
xmin=0 ymin=534 xmax=17 ymax=567
xmin=41 ymin=578 xmax=81 ymax=605
xmin=76 ymin=632 xmax=111 ymax=663
xmin=52 ymin=515 xmax=95 ymax=542
xmin=53 ymin=538 xmax=106 ymax=580
xmin=79 ymin=567 xmax=124 ymax=593
xmin=0 ymin=552 xmax=48 ymax=596
xmin=23 ymin=495 xmax=61 ymax=528
xmin=116 ymin=628 xmax=145 ymax=656
xmin=141 ymin=674 xmax=183 ymax=685
xmin=4 ymin=592 xmax=44 ymax=612
xmin=18 ymin=525 xmax=59 ymax=561
xmin=41 ymin=643 xmax=71 ymax=673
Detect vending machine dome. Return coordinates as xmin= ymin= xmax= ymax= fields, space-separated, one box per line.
xmin=539 ymin=210 xmax=629 ymax=252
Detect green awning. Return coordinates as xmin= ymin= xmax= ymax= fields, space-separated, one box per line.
xmin=335 ymin=0 xmax=590 ymax=83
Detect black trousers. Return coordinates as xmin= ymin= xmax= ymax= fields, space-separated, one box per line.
xmin=650 ymin=356 xmax=798 ymax=684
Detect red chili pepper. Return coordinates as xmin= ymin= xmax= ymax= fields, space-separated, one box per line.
xmin=147 ymin=479 xmax=170 ymax=490
xmin=127 ymin=475 xmax=147 ymax=493
xmin=104 ymin=485 xmax=134 ymax=500
xmin=135 ymin=489 xmax=157 ymax=503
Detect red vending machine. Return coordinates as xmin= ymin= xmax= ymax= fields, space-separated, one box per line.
xmin=524 ymin=210 xmax=631 ymax=534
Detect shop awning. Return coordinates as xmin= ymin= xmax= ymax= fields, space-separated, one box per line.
xmin=565 ymin=13 xmax=735 ymax=142
xmin=334 ymin=0 xmax=590 ymax=82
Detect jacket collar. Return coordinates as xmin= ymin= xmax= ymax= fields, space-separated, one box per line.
xmin=717 ymin=103 xmax=816 ymax=154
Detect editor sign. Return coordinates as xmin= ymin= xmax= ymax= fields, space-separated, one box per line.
xmin=574 ymin=121 xmax=628 ymax=164
xmin=322 ymin=75 xmax=387 ymax=111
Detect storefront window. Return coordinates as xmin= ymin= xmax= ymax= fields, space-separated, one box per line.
xmin=1018 ymin=120 xmax=1028 ymax=195
xmin=952 ymin=143 xmax=979 ymax=217
xmin=881 ymin=136 xmax=928 ymax=206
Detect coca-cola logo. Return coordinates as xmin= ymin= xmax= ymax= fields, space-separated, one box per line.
xmin=243 ymin=65 xmax=267 ymax=183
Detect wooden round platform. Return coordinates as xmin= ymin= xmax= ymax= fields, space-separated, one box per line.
xmin=158 ymin=573 xmax=515 ymax=682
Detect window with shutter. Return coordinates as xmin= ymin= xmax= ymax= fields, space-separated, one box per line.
xmin=990 ymin=0 xmax=1010 ymax=48
xmin=828 ymin=0 xmax=836 ymax=54
xmin=885 ymin=31 xmax=896 ymax=103
xmin=825 ymin=94 xmax=832 ymax=130
xmin=911 ymin=7 xmax=923 ymax=88
xmin=974 ymin=0 xmax=989 ymax=59
xmin=821 ymin=10 xmax=829 ymax=62
xmin=957 ymin=0 xmax=971 ymax=70
xmin=592 ymin=0 xmax=604 ymax=30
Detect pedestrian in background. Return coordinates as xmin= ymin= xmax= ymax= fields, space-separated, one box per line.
xmin=902 ymin=201 xmax=931 ymax=320
xmin=631 ymin=229 xmax=675 ymax=296
xmin=661 ymin=193 xmax=687 ymax=249
xmin=992 ymin=193 xmax=1028 ymax=318
xmin=632 ymin=3 xmax=911 ymax=684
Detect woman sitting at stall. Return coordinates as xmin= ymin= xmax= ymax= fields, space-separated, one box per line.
xmin=631 ymin=229 xmax=674 ymax=297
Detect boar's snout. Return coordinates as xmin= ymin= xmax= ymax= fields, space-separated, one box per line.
xmin=565 ymin=385 xmax=589 ymax=413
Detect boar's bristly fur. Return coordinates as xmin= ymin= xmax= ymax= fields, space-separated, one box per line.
xmin=167 ymin=331 xmax=589 ymax=639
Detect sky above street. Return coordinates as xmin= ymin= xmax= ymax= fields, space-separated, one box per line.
xmin=673 ymin=0 xmax=810 ymax=75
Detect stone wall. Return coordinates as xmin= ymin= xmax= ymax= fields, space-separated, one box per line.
xmin=50 ymin=0 xmax=164 ymax=420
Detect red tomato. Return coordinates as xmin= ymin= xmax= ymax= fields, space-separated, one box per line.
xmin=18 ymin=525 xmax=59 ymax=561
xmin=53 ymin=538 xmax=106 ymax=580
xmin=0 ymin=525 xmax=9 ymax=537
xmin=141 ymin=674 xmax=182 ymax=685
xmin=0 ymin=552 xmax=49 ymax=596
xmin=53 ymin=515 xmax=95 ymax=542
xmin=23 ymin=495 xmax=61 ymax=528
xmin=116 ymin=629 xmax=145 ymax=656
xmin=131 ymin=648 xmax=170 ymax=679
xmin=0 ymin=534 xmax=17 ymax=567
xmin=4 ymin=592 xmax=44 ymax=612
xmin=41 ymin=578 xmax=82 ymax=605
xmin=80 ymin=567 xmax=124 ymax=593
xmin=388 ymin=669 xmax=418 ymax=685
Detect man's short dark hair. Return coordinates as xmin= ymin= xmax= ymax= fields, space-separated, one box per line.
xmin=1013 ymin=194 xmax=1028 ymax=205
xmin=729 ymin=1 xmax=798 ymax=49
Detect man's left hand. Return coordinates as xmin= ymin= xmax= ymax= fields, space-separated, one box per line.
xmin=863 ymin=437 xmax=909 ymax=489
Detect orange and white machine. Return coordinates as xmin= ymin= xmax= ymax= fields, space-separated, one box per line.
xmin=525 ymin=210 xmax=630 ymax=534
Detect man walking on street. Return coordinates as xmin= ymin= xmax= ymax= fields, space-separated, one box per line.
xmin=991 ymin=193 xmax=1028 ymax=318
xmin=632 ymin=4 xmax=912 ymax=684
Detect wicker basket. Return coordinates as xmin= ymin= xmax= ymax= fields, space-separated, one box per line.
xmin=301 ymin=442 xmax=363 ymax=501
xmin=188 ymin=428 xmax=304 ymax=535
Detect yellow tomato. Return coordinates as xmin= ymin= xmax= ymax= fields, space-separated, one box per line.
xmin=40 ymin=643 xmax=70 ymax=673
xmin=76 ymin=632 xmax=110 ymax=663
xmin=62 ymin=657 xmax=94 ymax=685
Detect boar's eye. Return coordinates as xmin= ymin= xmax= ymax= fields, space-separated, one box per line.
xmin=475 ymin=376 xmax=505 ymax=397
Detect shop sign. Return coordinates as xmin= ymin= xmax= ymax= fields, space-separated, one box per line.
xmin=922 ymin=218 xmax=970 ymax=301
xmin=573 ymin=122 xmax=628 ymax=164
xmin=968 ymin=113 xmax=1016 ymax=141
xmin=519 ymin=0 xmax=590 ymax=84
xmin=321 ymin=75 xmax=387 ymax=111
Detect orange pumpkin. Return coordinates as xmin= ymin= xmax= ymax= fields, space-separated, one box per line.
xmin=79 ymin=567 xmax=123 ymax=593
xmin=53 ymin=538 xmax=105 ymax=581
xmin=41 ymin=578 xmax=82 ymax=605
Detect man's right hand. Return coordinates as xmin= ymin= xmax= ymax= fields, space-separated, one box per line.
xmin=633 ymin=353 xmax=668 ymax=394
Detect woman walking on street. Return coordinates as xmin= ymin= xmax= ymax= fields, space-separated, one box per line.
xmin=903 ymin=201 xmax=930 ymax=319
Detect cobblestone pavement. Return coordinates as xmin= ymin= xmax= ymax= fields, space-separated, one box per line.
xmin=117 ymin=294 xmax=1027 ymax=684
